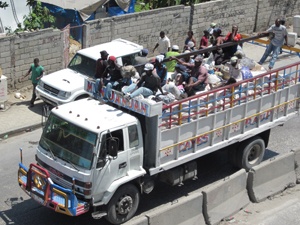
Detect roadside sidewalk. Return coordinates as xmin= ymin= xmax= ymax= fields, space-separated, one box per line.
xmin=0 ymin=86 xmax=45 ymax=139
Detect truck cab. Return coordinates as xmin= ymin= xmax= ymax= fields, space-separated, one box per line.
xmin=36 ymin=39 xmax=143 ymax=106
xmin=19 ymin=98 xmax=146 ymax=221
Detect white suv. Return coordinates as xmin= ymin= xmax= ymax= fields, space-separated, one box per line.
xmin=36 ymin=39 xmax=143 ymax=106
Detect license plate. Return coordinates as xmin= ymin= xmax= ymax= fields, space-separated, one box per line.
xmin=31 ymin=193 xmax=45 ymax=205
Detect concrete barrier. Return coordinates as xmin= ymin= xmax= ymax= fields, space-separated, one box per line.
xmin=292 ymin=148 xmax=300 ymax=184
xmin=247 ymin=152 xmax=296 ymax=203
xmin=202 ymin=169 xmax=249 ymax=225
xmin=124 ymin=215 xmax=148 ymax=225
xmin=145 ymin=190 xmax=205 ymax=225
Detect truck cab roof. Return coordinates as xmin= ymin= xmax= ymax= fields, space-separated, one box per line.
xmin=51 ymin=98 xmax=138 ymax=133
xmin=78 ymin=38 xmax=143 ymax=60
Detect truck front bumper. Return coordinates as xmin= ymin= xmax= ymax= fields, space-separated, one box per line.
xmin=18 ymin=163 xmax=89 ymax=216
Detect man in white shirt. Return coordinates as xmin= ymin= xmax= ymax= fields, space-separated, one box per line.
xmin=258 ymin=18 xmax=288 ymax=70
xmin=153 ymin=31 xmax=171 ymax=55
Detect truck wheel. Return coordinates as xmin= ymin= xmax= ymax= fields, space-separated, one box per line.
xmin=236 ymin=136 xmax=265 ymax=171
xmin=105 ymin=184 xmax=140 ymax=224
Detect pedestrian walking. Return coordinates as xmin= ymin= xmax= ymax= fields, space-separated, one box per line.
xmin=152 ymin=31 xmax=171 ymax=56
xmin=22 ymin=58 xmax=44 ymax=107
xmin=258 ymin=18 xmax=288 ymax=70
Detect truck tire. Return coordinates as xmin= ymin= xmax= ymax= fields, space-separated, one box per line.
xmin=236 ymin=136 xmax=265 ymax=171
xmin=105 ymin=184 xmax=140 ymax=224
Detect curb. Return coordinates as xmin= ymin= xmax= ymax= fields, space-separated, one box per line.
xmin=0 ymin=122 xmax=42 ymax=140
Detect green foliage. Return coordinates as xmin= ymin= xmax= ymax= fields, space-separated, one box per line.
xmin=26 ymin=0 xmax=36 ymax=6
xmin=23 ymin=1 xmax=56 ymax=30
xmin=0 ymin=1 xmax=9 ymax=8
xmin=135 ymin=0 xmax=210 ymax=10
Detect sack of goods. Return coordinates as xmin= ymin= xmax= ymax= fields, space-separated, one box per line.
xmin=121 ymin=65 xmax=137 ymax=78
xmin=241 ymin=66 xmax=253 ymax=80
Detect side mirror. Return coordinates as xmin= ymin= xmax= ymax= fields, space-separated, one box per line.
xmin=108 ymin=139 xmax=118 ymax=157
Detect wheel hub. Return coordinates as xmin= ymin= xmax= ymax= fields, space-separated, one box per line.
xmin=116 ymin=196 xmax=133 ymax=215
xmin=248 ymin=144 xmax=261 ymax=163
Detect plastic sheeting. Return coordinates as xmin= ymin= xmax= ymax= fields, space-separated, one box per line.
xmin=108 ymin=0 xmax=135 ymax=16
xmin=40 ymin=0 xmax=109 ymax=21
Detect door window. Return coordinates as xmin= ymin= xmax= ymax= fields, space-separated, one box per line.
xmin=128 ymin=125 xmax=139 ymax=148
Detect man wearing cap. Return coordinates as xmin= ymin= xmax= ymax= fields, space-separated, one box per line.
xmin=227 ymin=56 xmax=242 ymax=81
xmin=134 ymin=49 xmax=149 ymax=75
xmin=165 ymin=45 xmax=180 ymax=72
xmin=135 ymin=49 xmax=149 ymax=65
xmin=123 ymin=63 xmax=164 ymax=100
xmin=153 ymin=31 xmax=171 ymax=55
xmin=208 ymin=23 xmax=217 ymax=35
xmin=95 ymin=50 xmax=109 ymax=79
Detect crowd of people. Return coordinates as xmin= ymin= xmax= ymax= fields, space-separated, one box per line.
xmin=93 ymin=18 xmax=288 ymax=104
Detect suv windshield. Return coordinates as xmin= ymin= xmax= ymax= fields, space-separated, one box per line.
xmin=68 ymin=53 xmax=96 ymax=78
xmin=39 ymin=113 xmax=97 ymax=170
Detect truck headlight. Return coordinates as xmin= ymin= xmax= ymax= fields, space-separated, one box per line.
xmin=38 ymin=80 xmax=44 ymax=88
xmin=58 ymin=91 xmax=71 ymax=98
xmin=33 ymin=174 xmax=46 ymax=190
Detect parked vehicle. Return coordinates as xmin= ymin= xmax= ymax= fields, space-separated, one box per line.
xmin=36 ymin=39 xmax=143 ymax=106
xmin=18 ymin=41 xmax=300 ymax=224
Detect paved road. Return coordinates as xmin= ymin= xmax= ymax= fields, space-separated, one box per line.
xmin=1 ymin=111 xmax=299 ymax=225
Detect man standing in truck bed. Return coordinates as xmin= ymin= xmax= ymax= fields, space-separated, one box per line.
xmin=258 ymin=18 xmax=288 ymax=70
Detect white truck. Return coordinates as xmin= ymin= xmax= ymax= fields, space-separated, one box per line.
xmin=36 ymin=39 xmax=143 ymax=106
xmin=18 ymin=56 xmax=300 ymax=224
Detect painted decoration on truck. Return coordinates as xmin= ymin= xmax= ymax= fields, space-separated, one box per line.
xmin=84 ymin=78 xmax=161 ymax=117
xmin=160 ymin=134 xmax=209 ymax=159
xmin=215 ymin=129 xmax=223 ymax=137
xmin=245 ymin=110 xmax=272 ymax=128
xmin=230 ymin=122 xmax=240 ymax=133
xmin=160 ymin=148 xmax=173 ymax=158
xmin=178 ymin=135 xmax=209 ymax=153
xmin=287 ymin=100 xmax=296 ymax=110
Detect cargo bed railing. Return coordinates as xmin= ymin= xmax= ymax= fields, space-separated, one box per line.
xmin=160 ymin=61 xmax=300 ymax=129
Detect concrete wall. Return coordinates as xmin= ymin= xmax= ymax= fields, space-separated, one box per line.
xmin=256 ymin=0 xmax=300 ymax=31
xmin=85 ymin=5 xmax=191 ymax=52
xmin=2 ymin=0 xmax=300 ymax=91
xmin=0 ymin=28 xmax=64 ymax=90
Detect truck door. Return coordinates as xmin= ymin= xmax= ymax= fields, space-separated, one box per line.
xmin=92 ymin=128 xmax=129 ymax=199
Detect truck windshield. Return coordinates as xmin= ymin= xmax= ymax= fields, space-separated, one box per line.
xmin=68 ymin=53 xmax=96 ymax=78
xmin=39 ymin=113 xmax=97 ymax=170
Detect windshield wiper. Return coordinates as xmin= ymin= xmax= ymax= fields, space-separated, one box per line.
xmin=42 ymin=140 xmax=56 ymax=160
xmin=64 ymin=158 xmax=80 ymax=171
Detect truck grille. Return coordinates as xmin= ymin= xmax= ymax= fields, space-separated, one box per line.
xmin=44 ymin=84 xmax=59 ymax=96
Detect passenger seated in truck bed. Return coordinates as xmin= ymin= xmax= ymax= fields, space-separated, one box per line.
xmin=123 ymin=63 xmax=164 ymax=101
xmin=171 ymin=56 xmax=208 ymax=97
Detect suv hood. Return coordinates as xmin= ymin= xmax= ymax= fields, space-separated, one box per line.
xmin=41 ymin=68 xmax=86 ymax=92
